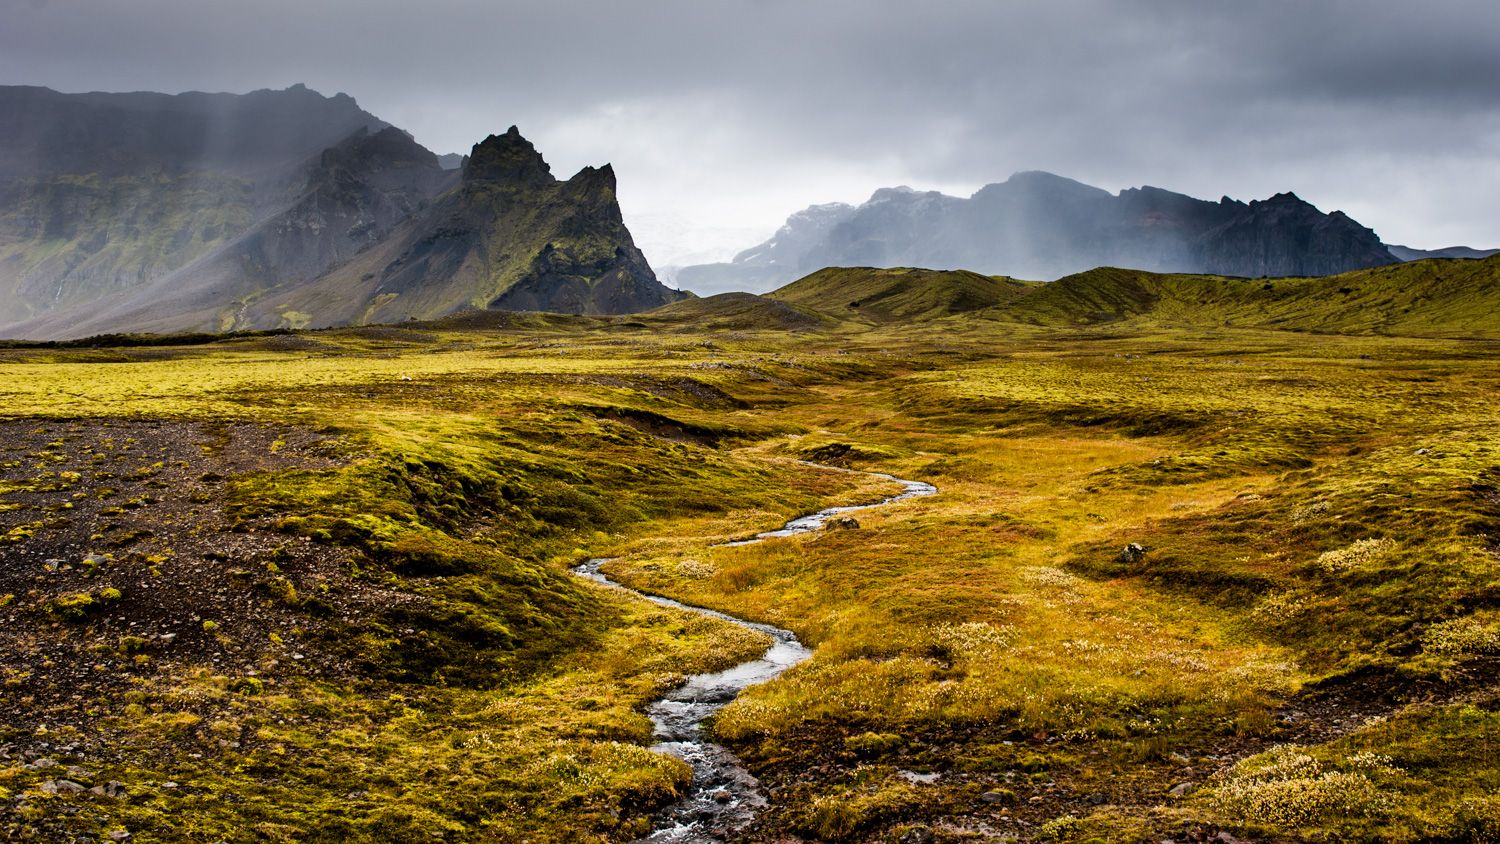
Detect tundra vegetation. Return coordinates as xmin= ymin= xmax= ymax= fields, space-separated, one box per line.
xmin=3 ymin=260 xmax=1500 ymax=843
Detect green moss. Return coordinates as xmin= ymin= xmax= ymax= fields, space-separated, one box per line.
xmin=40 ymin=587 xmax=120 ymax=621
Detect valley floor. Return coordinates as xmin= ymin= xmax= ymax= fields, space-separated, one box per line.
xmin=3 ymin=319 xmax=1500 ymax=843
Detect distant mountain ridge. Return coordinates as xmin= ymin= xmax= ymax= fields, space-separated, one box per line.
xmin=678 ymin=173 xmax=1439 ymax=293
xmin=0 ymin=83 xmax=388 ymax=180
xmin=0 ymin=85 xmax=682 ymax=339
xmin=1385 ymin=244 xmax=1500 ymax=261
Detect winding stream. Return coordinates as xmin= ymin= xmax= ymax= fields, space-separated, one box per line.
xmin=572 ymin=467 xmax=937 ymax=843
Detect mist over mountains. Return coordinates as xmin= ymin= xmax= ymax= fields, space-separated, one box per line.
xmin=0 ymin=85 xmax=683 ymax=340
xmin=678 ymin=173 xmax=1495 ymax=295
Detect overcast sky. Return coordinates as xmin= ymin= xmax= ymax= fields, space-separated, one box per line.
xmin=3 ymin=0 xmax=1498 ymax=266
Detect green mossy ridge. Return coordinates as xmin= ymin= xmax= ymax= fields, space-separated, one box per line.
xmin=981 ymin=255 xmax=1500 ymax=336
xmin=768 ymin=266 xmax=1034 ymax=326
xmin=639 ymin=292 xmax=842 ymax=333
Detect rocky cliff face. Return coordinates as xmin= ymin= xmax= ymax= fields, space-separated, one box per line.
xmin=680 ymin=172 xmax=1400 ymax=291
xmin=0 ymin=94 xmax=681 ymax=339
xmin=267 ymin=127 xmax=684 ymax=327
xmin=1191 ymin=192 xmax=1396 ymax=278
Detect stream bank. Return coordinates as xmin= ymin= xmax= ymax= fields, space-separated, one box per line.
xmin=572 ymin=468 xmax=936 ymax=842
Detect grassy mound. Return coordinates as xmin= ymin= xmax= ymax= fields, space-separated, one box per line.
xmin=768 ymin=266 xmax=1033 ymax=325
xmin=984 ymin=254 xmax=1500 ymax=336
xmin=637 ymin=292 xmax=840 ymax=332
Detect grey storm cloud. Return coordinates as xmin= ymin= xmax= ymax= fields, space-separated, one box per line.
xmin=2 ymin=0 xmax=1498 ymax=257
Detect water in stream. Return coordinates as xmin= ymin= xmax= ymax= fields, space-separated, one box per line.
xmin=571 ymin=469 xmax=936 ymax=842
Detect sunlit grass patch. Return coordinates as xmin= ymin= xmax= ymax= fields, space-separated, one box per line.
xmin=1208 ymin=744 xmax=1398 ymax=828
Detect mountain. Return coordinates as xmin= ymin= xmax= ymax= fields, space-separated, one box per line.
xmin=243 ymin=127 xmax=684 ymax=326
xmin=0 ymin=82 xmax=388 ymax=181
xmin=0 ymin=86 xmax=683 ymax=339
xmin=0 ymin=84 xmax=388 ymax=329
xmin=1386 ymin=244 xmax=1500 ymax=261
xmin=678 ymin=173 xmax=1402 ymax=291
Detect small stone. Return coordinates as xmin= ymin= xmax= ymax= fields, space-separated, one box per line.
xmin=31 ymin=758 xmax=56 ymax=769
xmin=1116 ymin=543 xmax=1146 ymax=564
xmin=826 ymin=516 xmax=860 ymax=531
xmin=979 ymin=791 xmax=1007 ymax=803
xmin=161 ymin=782 xmax=178 ymax=788
xmin=1168 ymin=782 xmax=1194 ymax=797
xmin=159 ymin=633 xmax=177 ymax=643
xmin=345 ymin=790 xmax=368 ymax=799
xmin=898 ymin=827 xmax=935 ymax=844
xmin=54 ymin=779 xmax=87 ymax=794
xmin=38 ymin=780 xmax=58 ymax=795
xmin=107 ymin=832 xmax=131 ymax=842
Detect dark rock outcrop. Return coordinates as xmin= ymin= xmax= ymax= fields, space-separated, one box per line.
xmin=304 ymin=129 xmax=682 ymax=324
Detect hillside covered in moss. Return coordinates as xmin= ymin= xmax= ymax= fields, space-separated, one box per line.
xmin=670 ymin=255 xmax=1500 ymax=339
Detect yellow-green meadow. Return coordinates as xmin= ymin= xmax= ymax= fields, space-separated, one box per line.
xmin=4 ymin=284 xmax=1500 ymax=842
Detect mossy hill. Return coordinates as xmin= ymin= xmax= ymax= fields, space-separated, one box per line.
xmin=767 ymin=266 xmax=1032 ymax=325
xmin=0 ymin=89 xmax=684 ymax=340
xmin=978 ymin=254 xmax=1500 ymax=336
xmin=637 ymin=292 xmax=839 ymax=332
xmin=654 ymin=257 xmax=1500 ymax=339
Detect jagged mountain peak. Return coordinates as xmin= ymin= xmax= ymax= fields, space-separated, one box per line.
xmin=463 ymin=126 xmax=554 ymax=186
xmin=569 ymin=162 xmax=616 ymax=186
xmin=980 ymin=170 xmax=1115 ymax=201
xmin=320 ymin=126 xmax=441 ymax=172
